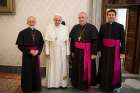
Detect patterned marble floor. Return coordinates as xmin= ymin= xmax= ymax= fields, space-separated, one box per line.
xmin=0 ymin=72 xmax=140 ymax=93
xmin=0 ymin=72 xmax=20 ymax=93
xmin=39 ymin=85 xmax=140 ymax=93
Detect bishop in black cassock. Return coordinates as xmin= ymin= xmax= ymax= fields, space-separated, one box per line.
xmin=97 ymin=9 xmax=125 ymax=93
xmin=16 ymin=16 xmax=44 ymax=93
xmin=69 ymin=12 xmax=98 ymax=90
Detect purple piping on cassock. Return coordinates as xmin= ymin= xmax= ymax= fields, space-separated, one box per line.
xmin=103 ymin=39 xmax=120 ymax=86
xmin=75 ymin=42 xmax=92 ymax=86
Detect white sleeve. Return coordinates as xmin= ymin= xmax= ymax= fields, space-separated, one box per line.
xmin=65 ymin=27 xmax=70 ymax=55
xmin=44 ymin=26 xmax=50 ymax=55
xmin=66 ymin=40 xmax=70 ymax=55
xmin=45 ymin=40 xmax=50 ymax=55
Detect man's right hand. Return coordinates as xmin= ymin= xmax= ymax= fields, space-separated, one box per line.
xmin=45 ymin=54 xmax=50 ymax=56
xmin=30 ymin=50 xmax=34 ymax=55
xmin=30 ymin=50 xmax=38 ymax=56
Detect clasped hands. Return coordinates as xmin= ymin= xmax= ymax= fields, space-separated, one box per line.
xmin=30 ymin=49 xmax=39 ymax=56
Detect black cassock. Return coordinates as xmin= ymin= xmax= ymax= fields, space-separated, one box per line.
xmin=69 ymin=23 xmax=98 ymax=89
xmin=16 ymin=27 xmax=44 ymax=92
xmin=97 ymin=22 xmax=125 ymax=92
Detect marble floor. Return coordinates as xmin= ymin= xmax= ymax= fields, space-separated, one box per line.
xmin=40 ymin=87 xmax=140 ymax=93
xmin=0 ymin=72 xmax=140 ymax=93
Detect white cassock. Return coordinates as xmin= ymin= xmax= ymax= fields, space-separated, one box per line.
xmin=45 ymin=24 xmax=70 ymax=88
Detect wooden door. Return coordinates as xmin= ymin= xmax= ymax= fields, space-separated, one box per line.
xmin=125 ymin=6 xmax=140 ymax=73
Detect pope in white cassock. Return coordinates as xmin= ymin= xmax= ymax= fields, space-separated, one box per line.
xmin=44 ymin=15 xmax=70 ymax=88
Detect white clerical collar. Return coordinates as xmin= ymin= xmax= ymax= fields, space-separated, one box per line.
xmin=109 ymin=22 xmax=115 ymax=24
xmin=29 ymin=26 xmax=35 ymax=30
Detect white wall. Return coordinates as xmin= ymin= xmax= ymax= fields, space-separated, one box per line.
xmin=92 ymin=0 xmax=102 ymax=71
xmin=0 ymin=0 xmax=90 ymax=66
xmin=92 ymin=0 xmax=102 ymax=30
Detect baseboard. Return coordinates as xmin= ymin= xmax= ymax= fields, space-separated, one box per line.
xmin=0 ymin=65 xmax=46 ymax=77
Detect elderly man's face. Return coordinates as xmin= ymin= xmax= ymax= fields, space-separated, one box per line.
xmin=27 ymin=16 xmax=36 ymax=27
xmin=107 ymin=12 xmax=116 ymax=23
xmin=79 ymin=13 xmax=88 ymax=26
xmin=54 ymin=16 xmax=62 ymax=26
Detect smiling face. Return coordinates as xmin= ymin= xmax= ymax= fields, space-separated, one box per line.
xmin=78 ymin=12 xmax=88 ymax=26
xmin=53 ymin=15 xmax=62 ymax=26
xmin=107 ymin=10 xmax=116 ymax=23
xmin=27 ymin=16 xmax=36 ymax=27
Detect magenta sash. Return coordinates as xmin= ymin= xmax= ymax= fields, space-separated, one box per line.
xmin=103 ymin=39 xmax=120 ymax=86
xmin=75 ymin=42 xmax=92 ymax=86
xmin=28 ymin=47 xmax=41 ymax=64
xmin=28 ymin=47 xmax=38 ymax=50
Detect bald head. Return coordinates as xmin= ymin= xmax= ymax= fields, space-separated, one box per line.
xmin=78 ymin=11 xmax=88 ymax=26
xmin=27 ymin=16 xmax=36 ymax=27
xmin=53 ymin=15 xmax=62 ymax=26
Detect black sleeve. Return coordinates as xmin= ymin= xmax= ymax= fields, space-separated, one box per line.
xmin=16 ymin=31 xmax=23 ymax=45
xmin=38 ymin=32 xmax=44 ymax=55
xmin=70 ymin=39 xmax=75 ymax=53
xmin=69 ymin=26 xmax=76 ymax=53
xmin=91 ymin=39 xmax=98 ymax=55
xmin=16 ymin=31 xmax=30 ymax=54
xmin=120 ymin=25 xmax=125 ymax=54
xmin=91 ymin=26 xmax=98 ymax=55
xmin=98 ymin=25 xmax=103 ymax=52
xmin=38 ymin=45 xmax=43 ymax=55
xmin=18 ymin=45 xmax=30 ymax=54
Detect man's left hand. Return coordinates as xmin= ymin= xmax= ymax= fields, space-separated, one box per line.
xmin=120 ymin=54 xmax=125 ymax=62
xmin=91 ymin=55 xmax=97 ymax=60
xmin=32 ymin=50 xmax=39 ymax=56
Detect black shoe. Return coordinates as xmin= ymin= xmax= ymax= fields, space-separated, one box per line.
xmin=61 ymin=87 xmax=67 ymax=89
